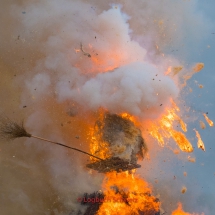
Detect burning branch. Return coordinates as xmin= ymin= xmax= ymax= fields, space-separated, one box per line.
xmin=0 ymin=117 xmax=103 ymax=161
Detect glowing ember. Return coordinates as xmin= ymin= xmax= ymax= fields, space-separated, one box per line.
xmin=172 ymin=203 xmax=204 ymax=215
xmin=193 ymin=129 xmax=205 ymax=151
xmin=97 ymin=171 xmax=160 ymax=215
xmin=203 ymin=113 xmax=214 ymax=127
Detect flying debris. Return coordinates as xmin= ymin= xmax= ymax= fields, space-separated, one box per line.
xmin=203 ymin=113 xmax=214 ymax=127
xmin=181 ymin=186 xmax=187 ymax=194
xmin=199 ymin=121 xmax=206 ymax=129
xmin=182 ymin=63 xmax=204 ymax=87
xmin=188 ymin=156 xmax=196 ymax=163
xmin=193 ymin=63 xmax=204 ymax=73
xmin=172 ymin=66 xmax=183 ymax=76
xmin=193 ymin=129 xmax=205 ymax=151
xmin=80 ymin=42 xmax=91 ymax=57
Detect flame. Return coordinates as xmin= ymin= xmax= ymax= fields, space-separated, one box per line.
xmin=193 ymin=129 xmax=205 ymax=151
xmin=89 ymin=110 xmax=111 ymax=161
xmin=97 ymin=171 xmax=160 ymax=215
xmin=120 ymin=112 xmax=141 ymax=127
xmin=203 ymin=113 xmax=214 ymax=127
xmin=172 ymin=203 xmax=204 ymax=215
xmin=149 ymin=101 xmax=193 ymax=152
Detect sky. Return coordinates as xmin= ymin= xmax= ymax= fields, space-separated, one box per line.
xmin=0 ymin=0 xmax=215 ymax=215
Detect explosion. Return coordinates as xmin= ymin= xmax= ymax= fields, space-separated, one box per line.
xmin=0 ymin=0 xmax=213 ymax=214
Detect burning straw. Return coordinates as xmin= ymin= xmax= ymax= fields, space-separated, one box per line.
xmin=0 ymin=117 xmax=103 ymax=161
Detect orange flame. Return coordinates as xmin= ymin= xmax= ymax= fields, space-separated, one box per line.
xmin=193 ymin=129 xmax=205 ymax=151
xmin=89 ymin=110 xmax=111 ymax=161
xmin=203 ymin=113 xmax=214 ymax=127
xmin=97 ymin=171 xmax=160 ymax=215
xmin=149 ymin=101 xmax=193 ymax=152
xmin=172 ymin=202 xmax=204 ymax=215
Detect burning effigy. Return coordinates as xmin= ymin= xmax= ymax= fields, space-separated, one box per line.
xmin=87 ymin=112 xmax=147 ymax=173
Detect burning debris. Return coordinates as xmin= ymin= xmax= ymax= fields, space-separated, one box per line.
xmin=86 ymin=157 xmax=141 ymax=173
xmin=88 ymin=112 xmax=147 ymax=172
xmin=193 ymin=129 xmax=205 ymax=151
xmin=181 ymin=186 xmax=187 ymax=194
xmin=80 ymin=42 xmax=91 ymax=58
xmin=203 ymin=113 xmax=214 ymax=127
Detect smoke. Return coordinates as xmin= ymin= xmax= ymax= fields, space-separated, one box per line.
xmin=56 ymin=61 xmax=179 ymax=118
xmin=0 ymin=0 xmax=212 ymax=214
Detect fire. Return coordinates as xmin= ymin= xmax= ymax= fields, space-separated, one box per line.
xmin=193 ymin=129 xmax=205 ymax=151
xmin=149 ymin=101 xmax=193 ymax=152
xmin=89 ymin=110 xmax=111 ymax=161
xmin=97 ymin=171 xmax=160 ymax=215
xmin=172 ymin=203 xmax=204 ymax=215
xmin=203 ymin=113 xmax=214 ymax=127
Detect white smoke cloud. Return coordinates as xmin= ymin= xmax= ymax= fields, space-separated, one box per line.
xmin=56 ymin=62 xmax=179 ymax=119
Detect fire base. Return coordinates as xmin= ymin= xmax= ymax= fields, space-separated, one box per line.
xmin=77 ymin=192 xmax=160 ymax=215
